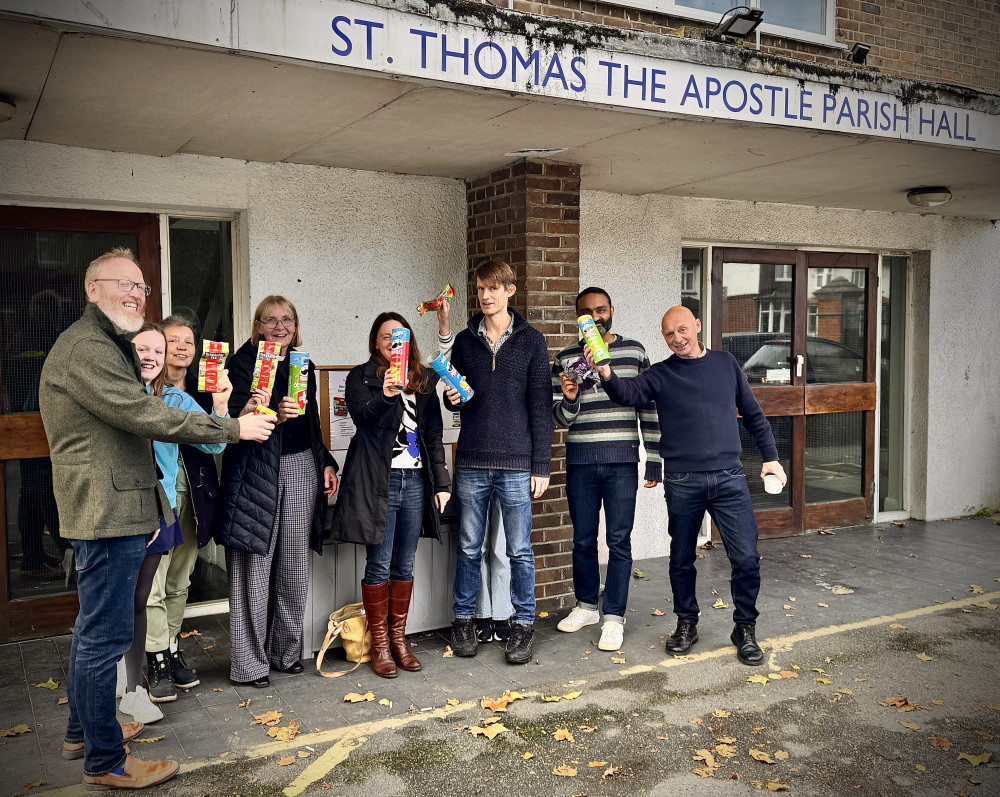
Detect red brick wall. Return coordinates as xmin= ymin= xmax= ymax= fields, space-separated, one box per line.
xmin=509 ymin=0 xmax=1000 ymax=92
xmin=466 ymin=159 xmax=582 ymax=611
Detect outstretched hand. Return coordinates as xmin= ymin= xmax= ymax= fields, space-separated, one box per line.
xmin=584 ymin=344 xmax=612 ymax=381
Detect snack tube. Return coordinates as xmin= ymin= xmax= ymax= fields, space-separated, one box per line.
xmin=252 ymin=340 xmax=281 ymax=393
xmin=417 ymin=283 xmax=455 ymax=316
xmin=428 ymin=353 xmax=474 ymax=402
xmin=388 ymin=328 xmax=410 ymax=388
xmin=252 ymin=405 xmax=277 ymax=442
xmin=197 ymin=340 xmax=229 ymax=393
xmin=288 ymin=351 xmax=309 ymax=416
xmin=578 ymin=314 xmax=611 ymax=365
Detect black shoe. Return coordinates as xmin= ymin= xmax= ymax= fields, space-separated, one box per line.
xmin=504 ymin=622 xmax=534 ymax=665
xmin=169 ymin=647 xmax=200 ymax=689
xmin=273 ymin=661 xmax=304 ymax=674
xmin=731 ymin=624 xmax=764 ymax=666
xmin=665 ymin=620 xmax=698 ymax=654
xmin=145 ymin=651 xmax=177 ymax=703
xmin=451 ymin=618 xmax=478 ymax=657
xmin=230 ymin=675 xmax=271 ymax=688
xmin=474 ymin=618 xmax=494 ymax=644
xmin=493 ymin=618 xmax=512 ymax=643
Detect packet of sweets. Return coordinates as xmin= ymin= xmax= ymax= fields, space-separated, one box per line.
xmin=288 ymin=351 xmax=309 ymax=415
xmin=417 ymin=283 xmax=455 ymax=316
xmin=197 ymin=340 xmax=229 ymax=393
xmin=578 ymin=315 xmax=611 ymax=365
xmin=252 ymin=341 xmax=280 ymax=393
xmin=388 ymin=328 xmax=410 ymax=388
xmin=252 ymin=404 xmax=277 ymax=442
xmin=428 ymin=353 xmax=474 ymax=402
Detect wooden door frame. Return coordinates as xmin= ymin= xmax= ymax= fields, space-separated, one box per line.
xmin=0 ymin=206 xmax=160 ymax=642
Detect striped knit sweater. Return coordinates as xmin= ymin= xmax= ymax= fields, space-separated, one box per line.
xmin=552 ymin=335 xmax=662 ymax=482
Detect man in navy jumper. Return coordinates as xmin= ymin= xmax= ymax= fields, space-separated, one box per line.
xmin=591 ymin=305 xmax=786 ymax=666
xmin=444 ymin=259 xmax=554 ymax=664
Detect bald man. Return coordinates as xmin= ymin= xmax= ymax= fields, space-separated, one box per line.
xmin=589 ymin=306 xmax=786 ymax=666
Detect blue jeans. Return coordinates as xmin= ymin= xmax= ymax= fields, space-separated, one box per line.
xmin=65 ymin=535 xmax=149 ymax=776
xmin=363 ymin=469 xmax=425 ymax=584
xmin=566 ymin=462 xmax=639 ymax=621
xmin=663 ymin=467 xmax=761 ymax=626
xmin=453 ymin=468 xmax=535 ymax=624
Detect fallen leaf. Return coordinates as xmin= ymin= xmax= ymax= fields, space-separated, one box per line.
xmin=23 ymin=781 xmax=42 ymax=789
xmin=774 ymin=750 xmax=789 ymax=760
xmin=766 ymin=782 xmax=789 ymax=792
xmin=238 ymin=699 xmax=251 ymax=708
xmin=715 ymin=743 xmax=738 ymax=758
xmin=521 ymin=752 xmax=534 ymax=759
xmin=578 ymin=725 xmax=597 ymax=733
xmin=297 ymin=750 xmax=310 ymax=759
xmin=915 ymin=763 xmax=927 ymax=771
xmin=611 ymin=656 xmax=626 ymax=664
xmin=712 ymin=598 xmax=729 ymax=609
xmin=541 ymin=695 xmax=562 ymax=702
xmin=378 ymin=699 xmax=390 ymax=707
xmin=652 ymin=608 xmax=665 ymax=616
xmin=969 ymin=585 xmax=984 ymax=594
xmin=818 ymin=529 xmax=835 ymax=534
xmin=267 ymin=720 xmax=300 ymax=743
xmin=563 ymin=690 xmax=582 ymax=700
xmin=132 ymin=736 xmax=164 ymax=743
xmin=442 ymin=646 xmax=454 ymax=658
xmin=713 ymin=709 xmax=731 ymax=718
xmin=931 ymin=699 xmax=944 ymax=705
xmin=716 ymin=736 xmax=737 ymax=744
xmin=818 ymin=602 xmax=829 ymax=607
xmin=880 ymin=696 xmax=928 ymax=712
xmin=482 ymin=717 xmax=503 ymax=725
xmin=973 ymin=601 xmax=998 ymax=609
xmin=277 ymin=755 xmax=296 ymax=766
xmin=693 ymin=749 xmax=718 ymax=769
xmin=779 ymin=670 xmax=799 ymax=679
xmin=987 ymin=704 xmax=1000 ymax=711
xmin=469 ymin=723 xmax=508 ymax=740
xmin=552 ymin=764 xmax=578 ymax=777
xmin=815 ymin=677 xmax=833 ymax=685
xmin=782 ymin=604 xmax=792 ymax=610
xmin=213 ymin=687 xmax=224 ymax=692
xmin=916 ymin=653 xmax=934 ymax=661
xmin=832 ymin=585 xmax=855 ymax=595
xmin=633 ymin=568 xmax=646 ymax=579
xmin=957 ymin=752 xmax=991 ymax=767
xmin=586 ymin=760 xmax=608 ymax=768
xmin=837 ymin=688 xmax=855 ymax=695
xmin=57 ymin=697 xmax=68 ymax=705
xmin=799 ymin=554 xmax=812 ymax=559
xmin=33 ymin=678 xmax=59 ymax=690
xmin=202 ymin=645 xmax=214 ymax=650
xmin=446 ymin=699 xmax=459 ymax=706
xmin=251 ymin=710 xmax=283 ymax=726
xmin=553 ymin=728 xmax=575 ymax=742
xmin=929 ymin=735 xmax=953 ymax=751
xmin=180 ymin=629 xmax=202 ymax=638
xmin=900 ymin=721 xmax=920 ymax=731
xmin=750 ymin=748 xmax=776 ymax=764
xmin=690 ymin=717 xmax=704 ymax=724
xmin=748 ymin=674 xmax=769 ymax=685
xmin=219 ymin=752 xmax=230 ymax=758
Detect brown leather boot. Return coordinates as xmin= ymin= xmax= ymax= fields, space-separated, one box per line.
xmin=361 ymin=581 xmax=397 ymax=678
xmin=81 ymin=755 xmax=179 ymax=789
xmin=388 ymin=579 xmax=422 ymax=672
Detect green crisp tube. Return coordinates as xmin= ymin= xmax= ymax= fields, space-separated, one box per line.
xmin=578 ymin=315 xmax=610 ymax=365
xmin=289 ymin=351 xmax=309 ymax=416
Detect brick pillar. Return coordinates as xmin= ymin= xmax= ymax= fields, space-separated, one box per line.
xmin=466 ymin=159 xmax=581 ymax=613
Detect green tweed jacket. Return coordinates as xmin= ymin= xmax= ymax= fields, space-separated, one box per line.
xmin=38 ymin=302 xmax=242 ymax=540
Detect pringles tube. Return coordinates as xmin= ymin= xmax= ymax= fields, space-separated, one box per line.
xmin=578 ymin=314 xmax=611 ymax=365
xmin=197 ymin=340 xmax=229 ymax=392
xmin=428 ymin=353 xmax=474 ymax=402
xmin=288 ymin=351 xmax=309 ymax=415
xmin=388 ymin=328 xmax=410 ymax=388
xmin=252 ymin=340 xmax=280 ymax=393
xmin=417 ymin=283 xmax=455 ymax=316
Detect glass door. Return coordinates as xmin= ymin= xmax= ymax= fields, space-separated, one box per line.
xmin=711 ymin=248 xmax=878 ymax=537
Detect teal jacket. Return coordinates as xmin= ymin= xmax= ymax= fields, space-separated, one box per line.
xmin=152 ymin=385 xmax=228 ymax=509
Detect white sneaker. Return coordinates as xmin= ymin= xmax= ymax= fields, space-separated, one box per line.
xmin=598 ymin=620 xmax=624 ymax=652
xmin=557 ymin=606 xmax=601 ymax=633
xmin=119 ymin=686 xmax=163 ymax=724
xmin=115 ymin=658 xmax=127 ymax=699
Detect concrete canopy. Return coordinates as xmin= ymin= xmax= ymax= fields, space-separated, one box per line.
xmin=1 ymin=17 xmax=998 ymax=219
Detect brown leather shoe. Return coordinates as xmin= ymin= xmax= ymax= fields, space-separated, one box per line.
xmin=361 ymin=581 xmax=396 ymax=678
xmin=388 ymin=579 xmax=422 ymax=672
xmin=62 ymin=721 xmax=144 ymax=760
xmin=82 ymin=755 xmax=179 ymax=789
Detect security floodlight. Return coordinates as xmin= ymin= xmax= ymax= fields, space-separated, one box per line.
xmin=845 ymin=43 xmax=871 ymax=65
xmin=906 ymin=187 xmax=952 ymax=208
xmin=708 ymin=6 xmax=764 ymax=42
xmin=0 ymin=96 xmax=15 ymax=123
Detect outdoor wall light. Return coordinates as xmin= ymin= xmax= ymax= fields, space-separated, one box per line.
xmin=906 ymin=187 xmax=953 ymax=208
xmin=0 ymin=96 xmax=16 ymax=124
xmin=845 ymin=43 xmax=871 ymax=65
xmin=708 ymin=6 xmax=765 ymax=41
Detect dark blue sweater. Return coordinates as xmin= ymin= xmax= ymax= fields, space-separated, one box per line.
xmin=603 ymin=349 xmax=777 ymax=473
xmin=446 ymin=310 xmax=554 ymax=477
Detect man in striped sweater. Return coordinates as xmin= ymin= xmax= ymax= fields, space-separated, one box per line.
xmin=552 ymin=287 xmax=662 ymax=651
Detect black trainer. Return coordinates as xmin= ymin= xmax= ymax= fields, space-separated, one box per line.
xmin=169 ymin=646 xmax=200 ymax=689
xmin=504 ymin=622 xmax=533 ymax=665
xmin=731 ymin=624 xmax=764 ymax=666
xmin=145 ymin=650 xmax=177 ymax=703
xmin=493 ymin=618 xmax=512 ymax=643
xmin=451 ymin=618 xmax=478 ymax=658
xmin=474 ymin=618 xmax=493 ymax=644
xmin=665 ymin=620 xmax=698 ymax=654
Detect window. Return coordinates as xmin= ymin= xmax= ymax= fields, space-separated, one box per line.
xmin=681 ymin=247 xmax=704 ymax=319
xmin=808 ymin=303 xmax=818 ymax=336
xmin=758 ymin=299 xmax=791 ymax=333
xmin=774 ymin=264 xmax=792 ymax=282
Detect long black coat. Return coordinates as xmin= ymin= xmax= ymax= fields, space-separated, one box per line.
xmin=217 ymin=339 xmax=336 ymax=556
xmin=327 ymin=361 xmax=451 ymax=546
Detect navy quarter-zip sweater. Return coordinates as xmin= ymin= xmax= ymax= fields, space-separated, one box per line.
xmin=446 ymin=310 xmax=554 ymax=477
xmin=603 ymin=349 xmax=777 ymax=474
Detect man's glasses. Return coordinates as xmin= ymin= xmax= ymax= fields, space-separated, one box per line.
xmin=260 ymin=316 xmax=295 ymax=329
xmin=93 ymin=278 xmax=152 ymax=297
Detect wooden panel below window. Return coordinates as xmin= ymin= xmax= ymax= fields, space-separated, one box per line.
xmin=749 ymin=387 xmax=804 ymax=416
xmin=5 ymin=593 xmax=79 ymax=642
xmin=0 ymin=414 xmax=49 ymax=459
xmin=803 ymin=498 xmax=868 ymax=529
xmin=713 ymin=507 xmax=800 ymax=541
xmin=804 ymin=383 xmax=876 ymax=414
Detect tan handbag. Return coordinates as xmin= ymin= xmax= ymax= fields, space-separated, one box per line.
xmin=316 ymin=602 xmax=372 ymax=678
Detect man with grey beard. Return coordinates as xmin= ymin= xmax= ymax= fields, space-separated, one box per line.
xmin=39 ymin=248 xmax=276 ymax=790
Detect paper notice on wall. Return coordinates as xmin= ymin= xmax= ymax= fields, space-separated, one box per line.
xmin=328 ymin=369 xmax=356 ymax=450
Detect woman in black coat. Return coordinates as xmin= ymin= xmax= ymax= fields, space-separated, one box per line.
xmin=328 ymin=312 xmax=451 ymax=678
xmin=217 ymin=295 xmax=338 ymax=688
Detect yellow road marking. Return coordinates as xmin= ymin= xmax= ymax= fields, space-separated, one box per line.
xmin=285 ymin=736 xmax=366 ymax=797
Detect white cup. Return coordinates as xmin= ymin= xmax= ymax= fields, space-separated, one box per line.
xmin=763 ymin=474 xmax=783 ymax=494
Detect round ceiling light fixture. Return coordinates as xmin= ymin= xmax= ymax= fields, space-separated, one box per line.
xmin=0 ymin=96 xmax=16 ymax=124
xmin=906 ymin=186 xmax=952 ymax=208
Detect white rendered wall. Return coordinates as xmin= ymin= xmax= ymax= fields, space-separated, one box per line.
xmin=581 ymin=190 xmax=1000 ymax=559
xmin=0 ymin=140 xmax=468 ymax=365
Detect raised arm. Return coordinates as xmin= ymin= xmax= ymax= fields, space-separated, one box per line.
xmin=636 ymin=352 xmax=662 ymax=483
xmin=344 ymin=364 xmax=397 ymax=428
